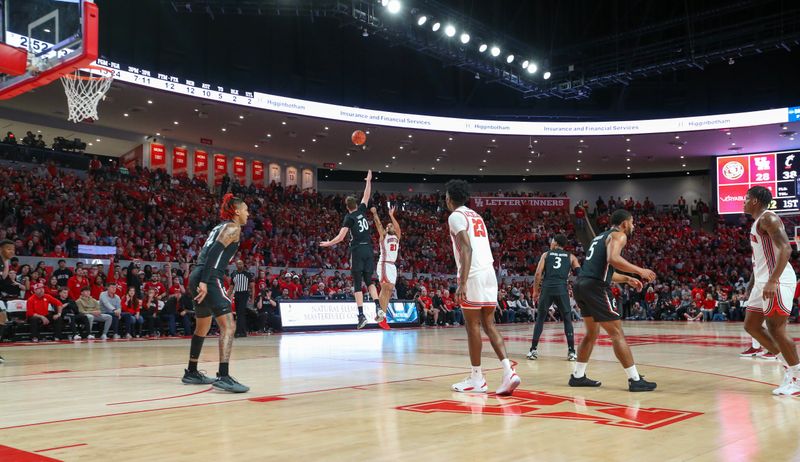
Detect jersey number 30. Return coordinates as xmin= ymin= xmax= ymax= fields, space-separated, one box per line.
xmin=357 ymin=218 xmax=369 ymax=232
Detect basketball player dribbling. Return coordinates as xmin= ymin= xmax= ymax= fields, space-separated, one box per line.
xmin=370 ymin=205 xmax=402 ymax=329
xmin=445 ymin=180 xmax=520 ymax=395
xmin=320 ymin=170 xmax=380 ymax=329
xmin=571 ymin=209 xmax=657 ymax=392
xmin=742 ymin=186 xmax=800 ymax=396
xmin=182 ymin=194 xmax=249 ymax=393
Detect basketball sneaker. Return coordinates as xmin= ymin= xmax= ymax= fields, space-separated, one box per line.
xmin=73 ymin=334 xmax=82 ymax=341
xmin=526 ymin=348 xmax=538 ymax=360
xmin=0 ymin=355 xmax=4 ymax=364
xmin=569 ymin=374 xmax=601 ymax=387
xmin=772 ymin=367 xmax=793 ymax=396
xmin=567 ymin=350 xmax=577 ymax=361
xmin=356 ymin=314 xmax=368 ymax=329
xmin=87 ymin=334 xmax=95 ymax=340
xmin=757 ymin=351 xmax=778 ymax=360
xmin=628 ymin=376 xmax=658 ymax=392
xmin=212 ymin=375 xmax=250 ymax=393
xmin=375 ymin=309 xmax=386 ymax=323
xmin=182 ymin=369 xmax=217 ymax=385
xmin=739 ymin=346 xmax=763 ymax=357
xmin=452 ymin=376 xmax=488 ymax=393
xmin=496 ymin=371 xmax=521 ymax=396
xmin=378 ymin=318 xmax=391 ymax=330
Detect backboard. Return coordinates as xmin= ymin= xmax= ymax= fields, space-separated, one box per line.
xmin=0 ymin=0 xmax=98 ymax=99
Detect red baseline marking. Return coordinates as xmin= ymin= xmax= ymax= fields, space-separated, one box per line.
xmin=248 ymin=396 xmax=286 ymax=403
xmin=34 ymin=443 xmax=88 ymax=453
xmin=0 ymin=445 xmax=62 ymax=461
xmin=107 ymin=387 xmax=213 ymax=406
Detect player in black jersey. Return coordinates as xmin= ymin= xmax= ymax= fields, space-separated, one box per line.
xmin=182 ymin=194 xmax=249 ymax=393
xmin=528 ymin=234 xmax=580 ymax=361
xmin=320 ymin=170 xmax=379 ymax=329
xmin=570 ymin=209 xmax=657 ymax=392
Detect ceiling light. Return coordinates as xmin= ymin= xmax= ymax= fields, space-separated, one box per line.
xmin=324 ymin=126 xmax=329 ymax=130
xmin=578 ymin=150 xmax=582 ymax=154
xmin=525 ymin=168 xmax=530 ymax=172
xmin=123 ymin=113 xmax=129 ymax=117
xmin=506 ymin=54 xmax=515 ymax=64
xmin=686 ymin=172 xmax=690 ymax=175
xmin=194 ymin=108 xmax=199 ymax=112
xmin=281 ymin=121 xmax=286 ymax=125
xmin=221 ymin=128 xmax=227 ymax=132
xmin=267 ymin=134 xmax=271 ymax=137
xmin=448 ymin=137 xmax=453 ymax=141
xmin=627 ymin=174 xmax=631 ymax=178
xmin=417 ymin=15 xmax=427 ymax=26
xmin=534 ymin=140 xmax=538 ymax=143
xmin=444 ymin=25 xmax=456 ymax=37
xmin=521 ymin=60 xmax=529 ymax=69
xmin=432 ymin=22 xmax=441 ymax=32
xmin=731 ymin=142 xmax=736 ymax=146
xmin=436 ymin=158 xmax=441 ymax=162
xmin=386 ymin=0 xmax=401 ymax=14
xmin=147 ymin=100 xmax=153 ymax=104
xmin=156 ymin=132 xmax=160 ymax=136
xmin=483 ymin=159 xmax=487 ymax=163
xmin=528 ymin=160 xmax=532 ymax=163
xmin=442 ymin=148 xmax=446 ymax=152
xmin=399 ymin=146 xmax=404 ymax=150
xmin=479 ymin=168 xmax=483 ymax=171
xmin=392 ymin=156 xmax=396 ymax=160
xmin=366 ymin=130 xmax=370 ymax=134
xmin=627 ymin=166 xmax=631 ymax=170
xmin=576 ymin=168 xmax=580 ymax=171
xmin=579 ymin=139 xmax=584 ymax=143
xmin=385 ymin=164 xmax=390 ymax=168
xmin=680 ymin=155 xmax=685 ymax=159
xmin=96 ymin=139 xmax=100 ymax=142
xmin=526 ymin=63 xmax=537 ymax=74
xmin=577 ymin=159 xmax=582 ymax=163
xmin=254 ymin=144 xmax=259 ymax=148
xmin=626 ymin=158 xmax=630 ymax=162
xmin=301 ymin=149 xmax=305 ymax=152
xmin=726 ymin=131 xmax=731 ymax=136
xmin=678 ymin=146 xmax=682 ymax=150
xmin=626 ymin=138 xmax=630 ymax=142
xmin=626 ymin=148 xmax=631 ymax=152
xmin=239 ymin=115 xmax=244 ymax=119
xmin=543 ymin=71 xmax=551 ymax=80
xmin=486 ymin=150 xmax=491 ymax=153
xmin=491 ymin=139 xmax=496 ymax=142
xmin=346 ymin=153 xmax=350 ymax=156
xmin=312 ymin=138 xmax=317 ymax=142
xmin=460 ymin=33 xmax=470 ymax=44
xmin=675 ymin=135 xmax=680 ymax=139
xmin=88 ymin=142 xmax=93 ymax=146
xmin=479 ymin=44 xmax=488 ymax=53
xmin=338 ymin=161 xmax=342 ymax=165
xmin=431 ymin=167 xmax=435 ymax=170
xmin=783 ymin=125 xmax=788 ymax=130
xmin=490 ymin=46 xmax=501 ymax=57
xmin=408 ymin=134 xmax=413 ymax=138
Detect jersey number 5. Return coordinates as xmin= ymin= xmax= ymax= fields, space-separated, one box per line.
xmin=472 ymin=218 xmax=487 ymax=237
xmin=586 ymin=240 xmax=599 ymax=260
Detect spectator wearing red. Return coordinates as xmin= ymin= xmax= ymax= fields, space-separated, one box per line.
xmin=120 ymin=286 xmax=143 ymax=338
xmin=67 ymin=268 xmax=89 ymax=301
xmin=144 ymin=272 xmax=167 ymax=301
xmin=26 ymin=283 xmax=64 ymax=342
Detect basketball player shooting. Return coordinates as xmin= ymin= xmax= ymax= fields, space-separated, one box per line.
xmin=445 ymin=180 xmax=520 ymax=395
xmin=182 ymin=194 xmax=249 ymax=393
xmin=742 ymin=186 xmax=800 ymax=396
xmin=320 ymin=170 xmax=380 ymax=329
xmin=571 ymin=209 xmax=657 ymax=392
xmin=370 ymin=205 xmax=401 ymax=329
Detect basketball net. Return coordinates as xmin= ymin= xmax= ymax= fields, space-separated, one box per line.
xmin=60 ymin=65 xmax=113 ymax=122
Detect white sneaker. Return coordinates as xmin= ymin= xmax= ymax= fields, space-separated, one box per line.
xmin=773 ymin=368 xmax=795 ymax=396
xmin=100 ymin=334 xmax=108 ymax=340
xmin=113 ymin=334 xmax=121 ymax=340
xmin=374 ymin=309 xmax=386 ymax=323
xmin=526 ymin=349 xmax=538 ymax=360
xmin=496 ymin=371 xmax=522 ymax=396
xmin=73 ymin=334 xmax=82 ymax=341
xmin=774 ymin=376 xmax=800 ymax=396
xmin=125 ymin=334 xmax=132 ymax=339
xmin=87 ymin=335 xmax=95 ymax=340
xmin=568 ymin=351 xmax=577 ymax=361
xmin=452 ymin=376 xmax=488 ymax=393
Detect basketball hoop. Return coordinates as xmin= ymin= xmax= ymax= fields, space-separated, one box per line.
xmin=60 ymin=65 xmax=114 ymax=123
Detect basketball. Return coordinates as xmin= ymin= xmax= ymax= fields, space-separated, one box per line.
xmin=351 ymin=130 xmax=367 ymax=146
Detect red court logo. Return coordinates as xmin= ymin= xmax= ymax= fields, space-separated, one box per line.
xmin=397 ymin=390 xmax=702 ymax=430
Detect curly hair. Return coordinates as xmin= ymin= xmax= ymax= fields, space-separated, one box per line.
xmin=445 ymin=179 xmax=470 ymax=206
xmin=747 ymin=186 xmax=772 ymax=207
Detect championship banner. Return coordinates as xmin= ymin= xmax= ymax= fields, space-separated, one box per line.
xmin=194 ymin=150 xmax=208 ymax=181
xmin=233 ymin=156 xmax=246 ymax=181
xmin=172 ymin=147 xmax=188 ymax=175
xmin=471 ymin=196 xmax=570 ymax=212
xmin=214 ymin=153 xmax=227 ymax=186
xmin=252 ymin=160 xmax=264 ymax=183
xmin=150 ymin=143 xmax=166 ymax=168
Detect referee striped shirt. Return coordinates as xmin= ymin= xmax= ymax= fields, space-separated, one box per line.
xmin=231 ymin=270 xmax=252 ymax=294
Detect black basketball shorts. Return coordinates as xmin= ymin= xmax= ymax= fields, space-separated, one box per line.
xmin=188 ymin=269 xmax=232 ymax=318
xmin=573 ymin=277 xmax=620 ymax=322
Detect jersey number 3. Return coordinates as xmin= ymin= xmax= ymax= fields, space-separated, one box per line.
xmin=472 ymin=218 xmax=487 ymax=237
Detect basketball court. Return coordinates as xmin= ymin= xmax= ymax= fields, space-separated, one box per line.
xmin=1 ymin=322 xmax=798 ymax=461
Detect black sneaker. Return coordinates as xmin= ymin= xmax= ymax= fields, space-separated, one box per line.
xmin=628 ymin=376 xmax=657 ymax=392
xmin=357 ymin=314 xmax=368 ymax=329
xmin=182 ymin=369 xmax=217 ymax=385
xmin=212 ymin=375 xmax=250 ymax=393
xmin=569 ymin=374 xmax=602 ymax=387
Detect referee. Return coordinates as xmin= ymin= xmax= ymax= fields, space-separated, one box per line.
xmin=231 ymin=260 xmax=254 ymax=337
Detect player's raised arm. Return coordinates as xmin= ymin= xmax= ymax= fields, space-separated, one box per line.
xmin=388 ymin=206 xmax=402 ymax=240
xmin=361 ymin=169 xmax=372 ymax=205
xmin=607 ymin=232 xmax=656 ymax=282
xmin=320 ymin=227 xmax=349 ymax=247
xmin=370 ymin=207 xmax=386 ymax=239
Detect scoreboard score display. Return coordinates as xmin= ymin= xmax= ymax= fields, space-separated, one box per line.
xmin=716 ymin=150 xmax=800 ymax=214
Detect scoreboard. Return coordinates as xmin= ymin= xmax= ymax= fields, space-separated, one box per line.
xmin=717 ymin=150 xmax=800 ymax=214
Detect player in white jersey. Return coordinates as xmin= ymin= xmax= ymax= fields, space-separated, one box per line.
xmin=742 ymin=186 xmax=800 ymax=396
xmin=370 ymin=205 xmax=401 ymax=329
xmin=445 ymin=180 xmax=520 ymax=396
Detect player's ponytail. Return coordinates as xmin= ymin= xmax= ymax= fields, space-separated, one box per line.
xmin=219 ymin=193 xmax=243 ymax=220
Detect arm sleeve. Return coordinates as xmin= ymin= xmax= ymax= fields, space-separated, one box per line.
xmin=448 ymin=212 xmax=468 ymax=234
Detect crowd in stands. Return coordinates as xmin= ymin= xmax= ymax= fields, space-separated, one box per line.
xmin=2 ymin=160 xmax=800 ymax=343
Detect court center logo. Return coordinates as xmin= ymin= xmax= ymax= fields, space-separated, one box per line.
xmin=397 ymin=389 xmax=703 ymax=430
xmin=721 ymin=161 xmax=745 ymax=181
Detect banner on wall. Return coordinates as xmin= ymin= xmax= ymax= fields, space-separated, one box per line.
xmin=471 ymin=196 xmax=570 ymax=212
xmin=252 ymin=160 xmax=264 ymax=183
xmin=233 ymin=157 xmax=246 ymax=182
xmin=214 ymin=154 xmax=227 ymax=186
xmin=194 ymin=150 xmax=208 ymax=181
xmin=286 ymin=167 xmax=298 ymax=187
xmin=150 ymin=143 xmax=166 ymax=169
xmin=269 ymin=163 xmax=281 ymax=185
xmin=173 ymin=147 xmax=188 ymax=175
xmin=120 ymin=145 xmax=143 ymax=170
xmin=302 ymin=169 xmax=313 ymax=190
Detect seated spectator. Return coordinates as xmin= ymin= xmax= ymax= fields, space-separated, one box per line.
xmin=52 ymin=260 xmax=72 ymax=288
xmin=255 ymin=287 xmax=278 ymax=333
xmin=99 ymin=283 xmax=122 ymax=339
xmin=120 ymin=286 xmax=143 ymax=338
xmin=25 ymin=283 xmax=65 ymax=342
xmin=174 ymin=284 xmax=195 ymax=336
xmin=416 ymin=289 xmax=435 ymax=326
xmin=627 ymin=302 xmax=646 ymax=321
xmin=140 ymin=288 xmax=160 ymax=337
xmin=701 ymin=293 xmax=716 ymax=322
xmin=22 ymin=131 xmax=35 ymax=146
xmin=3 ymin=131 xmax=17 ymax=144
xmin=54 ymin=287 xmax=83 ymax=340
xmin=76 ymin=286 xmax=111 ymax=340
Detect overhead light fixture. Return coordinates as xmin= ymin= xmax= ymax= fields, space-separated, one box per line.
xmin=490 ymin=46 xmax=501 ymax=57
xmin=281 ymin=121 xmax=286 ymax=125
xmin=346 ymin=152 xmax=350 ymax=156
xmin=301 ymin=148 xmax=306 ymax=152
xmin=626 ymin=148 xmax=631 ymax=152
xmin=527 ymin=63 xmax=538 ymax=74
xmin=675 ymin=135 xmax=680 ymax=139
xmin=155 ymin=132 xmax=160 ymax=136
xmin=577 ymin=159 xmax=582 ymax=163
xmin=521 ymin=60 xmax=529 ymax=69
xmin=543 ymin=71 xmax=551 ymax=80
xmin=626 ymin=138 xmax=631 ymax=142
xmin=221 ymin=128 xmax=227 ymax=132
xmin=417 ymin=15 xmax=428 ymax=26
xmin=254 ymin=144 xmax=259 ymax=148
xmin=431 ymin=167 xmax=435 ymax=170
xmin=444 ymin=24 xmax=456 ymax=37
xmin=385 ymin=164 xmax=390 ymax=168
xmin=432 ymin=22 xmax=441 ymax=32
xmin=312 ymin=138 xmax=317 ymax=142
xmin=392 ymin=156 xmax=396 ymax=159
xmin=123 ymin=113 xmax=129 ymax=117
xmin=408 ymin=134 xmax=413 ymax=138
xmin=448 ymin=137 xmax=453 ymax=141
xmin=96 ymin=139 xmax=100 ymax=142
xmin=324 ymin=126 xmax=329 ymax=130
xmin=338 ymin=161 xmax=342 ymax=165
xmin=239 ymin=115 xmax=244 ymax=119
xmin=43 ymin=28 xmax=51 ymax=33
xmin=460 ymin=33 xmax=470 ymax=44
xmin=506 ymin=54 xmax=515 ymax=64
xmin=479 ymin=44 xmax=488 ymax=53
xmin=680 ymin=155 xmax=685 ymax=159
xmin=627 ymin=166 xmax=631 ymax=170
xmin=381 ymin=0 xmax=389 ymax=6
xmin=386 ymin=0 xmax=401 ymax=14
xmin=267 ymin=134 xmax=272 ymax=137
xmin=147 ymin=100 xmax=153 ymax=104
